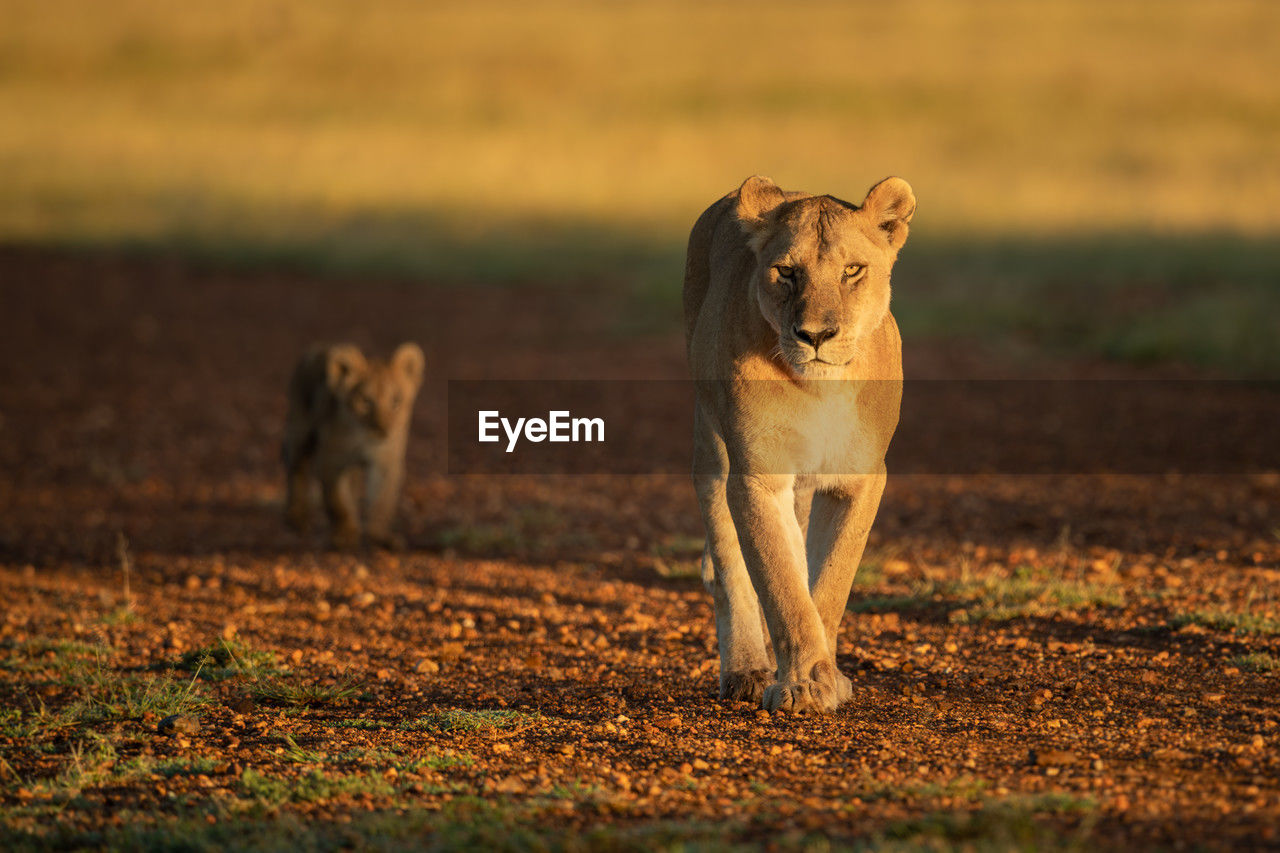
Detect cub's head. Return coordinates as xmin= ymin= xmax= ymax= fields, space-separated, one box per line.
xmin=325 ymin=342 xmax=425 ymax=437
xmin=737 ymin=175 xmax=915 ymax=378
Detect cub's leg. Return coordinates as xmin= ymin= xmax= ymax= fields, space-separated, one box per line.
xmin=320 ymin=463 xmax=362 ymax=549
xmin=694 ymin=410 xmax=771 ymax=702
xmin=727 ymin=472 xmax=841 ymax=712
xmin=805 ymin=468 xmax=888 ymax=705
xmin=363 ymin=444 xmax=406 ymax=550
xmin=282 ymin=420 xmax=316 ymax=533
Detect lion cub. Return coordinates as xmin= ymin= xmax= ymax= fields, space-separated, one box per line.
xmin=282 ymin=342 xmax=425 ymax=549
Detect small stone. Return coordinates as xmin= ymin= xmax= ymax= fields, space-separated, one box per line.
xmin=1031 ymin=748 xmax=1075 ymax=767
xmin=655 ymin=713 xmax=682 ymax=730
xmin=494 ymin=774 xmax=526 ymax=794
xmin=158 ymin=714 xmax=200 ymax=737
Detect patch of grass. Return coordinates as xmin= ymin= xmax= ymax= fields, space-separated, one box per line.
xmin=98 ymin=607 xmax=139 ymax=627
xmin=330 ymin=718 xmax=393 ymax=731
xmin=0 ymin=637 xmax=114 ymax=676
xmin=878 ymin=793 xmax=1098 ymax=850
xmin=239 ymin=768 xmax=395 ymax=806
xmin=249 ymin=677 xmax=358 ymax=708
xmin=1174 ymin=610 xmax=1280 ymax=636
xmin=949 ymin=569 xmax=1125 ymax=624
xmin=176 ymin=637 xmax=280 ymax=681
xmin=1235 ymin=652 xmax=1280 ymax=672
xmin=650 ymin=534 xmax=705 ymax=581
xmin=850 ymin=566 xmax=1124 ymax=624
xmin=435 ymin=506 xmax=597 ymax=558
xmin=855 ymin=773 xmax=990 ymax=804
xmin=0 ymin=701 xmax=85 ymax=739
xmin=398 ymin=751 xmax=476 ymax=772
xmin=399 ymin=709 xmax=536 ymax=733
xmin=39 ymin=736 xmax=120 ymax=794
xmin=76 ymin=666 xmax=208 ymax=723
xmin=0 ymin=804 xmax=752 ymax=853
xmin=269 ymin=733 xmax=453 ymax=771
xmin=128 ymin=756 xmax=222 ymax=779
xmin=277 ymin=733 xmax=327 ymax=764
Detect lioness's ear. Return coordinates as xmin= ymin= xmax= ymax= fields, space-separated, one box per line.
xmin=862 ymin=177 xmax=916 ymax=250
xmin=735 ymin=175 xmax=785 ymax=247
xmin=392 ymin=342 xmax=425 ymax=389
xmin=325 ymin=344 xmax=367 ymax=393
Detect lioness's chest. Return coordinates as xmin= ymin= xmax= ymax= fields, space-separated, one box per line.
xmin=740 ymin=383 xmax=881 ymax=478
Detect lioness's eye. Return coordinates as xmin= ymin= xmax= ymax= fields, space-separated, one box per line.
xmin=774 ymin=265 xmax=794 ymax=280
xmin=844 ymin=264 xmax=866 ymax=280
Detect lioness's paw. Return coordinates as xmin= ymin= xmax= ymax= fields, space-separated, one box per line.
xmin=720 ymin=669 xmax=771 ymax=703
xmin=762 ymin=679 xmax=839 ymax=713
xmin=834 ymin=670 xmax=853 ymax=705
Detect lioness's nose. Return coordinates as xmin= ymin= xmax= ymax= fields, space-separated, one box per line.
xmin=793 ymin=324 xmax=839 ymax=348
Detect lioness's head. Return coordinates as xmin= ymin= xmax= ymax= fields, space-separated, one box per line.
xmin=737 ymin=175 xmax=915 ymax=378
xmin=326 ymin=342 xmax=425 ymax=436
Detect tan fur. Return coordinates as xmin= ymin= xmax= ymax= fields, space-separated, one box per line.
xmin=282 ymin=342 xmax=424 ymax=549
xmin=684 ymin=176 xmax=914 ymax=712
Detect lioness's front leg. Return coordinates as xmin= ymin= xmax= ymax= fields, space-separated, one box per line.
xmin=805 ymin=469 xmax=888 ymax=705
xmin=727 ymin=472 xmax=840 ymax=712
xmin=694 ymin=411 xmax=772 ymax=702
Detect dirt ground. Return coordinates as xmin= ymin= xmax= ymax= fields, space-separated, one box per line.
xmin=1 ymin=247 xmax=1277 ymax=850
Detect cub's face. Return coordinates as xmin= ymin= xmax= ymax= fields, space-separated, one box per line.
xmin=738 ymin=177 xmax=915 ymax=379
xmin=326 ymin=343 xmax=425 ymax=438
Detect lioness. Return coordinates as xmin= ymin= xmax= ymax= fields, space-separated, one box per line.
xmin=282 ymin=342 xmax=425 ymax=549
xmin=684 ymin=175 xmax=914 ymax=712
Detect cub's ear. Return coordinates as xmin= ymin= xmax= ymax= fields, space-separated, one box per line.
xmin=735 ymin=175 xmax=786 ymax=249
xmin=392 ymin=342 xmax=425 ymax=389
xmin=861 ymin=177 xmax=916 ymax=250
xmin=325 ymin=344 xmax=367 ymax=393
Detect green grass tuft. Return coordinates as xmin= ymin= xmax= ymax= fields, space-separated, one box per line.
xmin=249 ymin=677 xmax=358 ymax=707
xmin=1173 ymin=610 xmax=1280 ymax=636
xmin=399 ymin=709 xmax=536 ymax=733
xmin=1235 ymin=652 xmax=1280 ymax=672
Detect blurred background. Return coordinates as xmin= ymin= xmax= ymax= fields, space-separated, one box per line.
xmin=3 ymin=0 xmax=1278 ymax=373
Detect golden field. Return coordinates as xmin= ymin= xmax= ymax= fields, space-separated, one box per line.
xmin=2 ymin=0 xmax=1278 ymax=367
